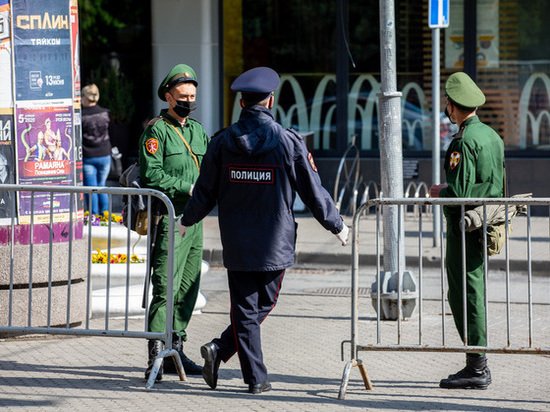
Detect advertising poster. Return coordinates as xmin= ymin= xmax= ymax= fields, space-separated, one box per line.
xmin=73 ymin=108 xmax=84 ymax=217
xmin=445 ymin=0 xmax=500 ymax=69
xmin=70 ymin=0 xmax=80 ymax=103
xmin=12 ymin=0 xmax=72 ymax=101
xmin=15 ymin=104 xmax=74 ymax=223
xmin=0 ymin=0 xmax=12 ymax=107
xmin=0 ymin=112 xmax=15 ymax=223
xmin=70 ymin=0 xmax=83 ymax=217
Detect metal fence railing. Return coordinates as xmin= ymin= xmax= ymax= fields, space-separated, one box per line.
xmin=338 ymin=197 xmax=550 ymax=399
xmin=0 ymin=184 xmax=184 ymax=389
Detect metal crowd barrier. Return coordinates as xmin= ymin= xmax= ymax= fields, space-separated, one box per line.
xmin=339 ymin=197 xmax=550 ymax=399
xmin=0 ymin=184 xmax=184 ymax=389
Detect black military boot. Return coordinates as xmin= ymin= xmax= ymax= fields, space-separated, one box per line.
xmin=164 ymin=334 xmax=203 ymax=375
xmin=440 ymin=354 xmax=491 ymax=389
xmin=144 ymin=339 xmax=163 ymax=382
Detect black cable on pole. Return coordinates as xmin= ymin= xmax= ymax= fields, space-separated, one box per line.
xmin=339 ymin=0 xmax=357 ymax=69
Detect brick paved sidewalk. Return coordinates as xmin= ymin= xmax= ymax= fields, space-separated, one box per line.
xmin=1 ymin=289 xmax=549 ymax=411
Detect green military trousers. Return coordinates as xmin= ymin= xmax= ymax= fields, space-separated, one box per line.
xmin=148 ymin=217 xmax=203 ymax=340
xmin=445 ymin=218 xmax=487 ymax=348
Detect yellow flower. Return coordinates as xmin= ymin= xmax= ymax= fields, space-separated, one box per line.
xmin=91 ymin=249 xmax=143 ymax=264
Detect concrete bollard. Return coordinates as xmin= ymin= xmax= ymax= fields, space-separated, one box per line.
xmin=370 ymin=270 xmax=418 ymax=320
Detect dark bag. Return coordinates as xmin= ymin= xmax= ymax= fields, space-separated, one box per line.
xmin=118 ymin=162 xmax=148 ymax=235
xmin=108 ymin=146 xmax=123 ymax=180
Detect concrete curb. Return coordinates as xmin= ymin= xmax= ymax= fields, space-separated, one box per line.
xmin=204 ymin=247 xmax=548 ymax=273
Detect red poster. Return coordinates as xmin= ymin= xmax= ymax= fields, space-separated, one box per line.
xmin=70 ymin=0 xmax=80 ymax=103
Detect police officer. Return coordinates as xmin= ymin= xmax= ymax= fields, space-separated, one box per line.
xmin=140 ymin=64 xmax=208 ymax=381
xmin=430 ymin=72 xmax=504 ymax=389
xmin=177 ymin=67 xmax=349 ymax=394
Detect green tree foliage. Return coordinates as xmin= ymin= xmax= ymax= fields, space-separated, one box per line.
xmin=79 ymin=0 xmax=151 ymax=124
xmin=91 ymin=67 xmax=135 ymax=124
xmin=78 ymin=0 xmax=126 ymax=48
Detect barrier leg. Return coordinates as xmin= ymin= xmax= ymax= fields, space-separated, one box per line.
xmin=167 ymin=348 xmax=188 ymax=382
xmin=146 ymin=349 xmax=187 ymax=389
xmin=338 ymin=359 xmax=373 ymax=399
xmin=357 ymin=359 xmax=373 ymax=390
xmin=338 ymin=359 xmax=355 ymax=399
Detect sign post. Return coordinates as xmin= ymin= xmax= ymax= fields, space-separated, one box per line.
xmin=429 ymin=0 xmax=449 ymax=247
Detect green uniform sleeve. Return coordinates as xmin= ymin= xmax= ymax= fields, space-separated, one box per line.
xmin=138 ymin=122 xmax=193 ymax=200
xmin=440 ymin=139 xmax=476 ymax=198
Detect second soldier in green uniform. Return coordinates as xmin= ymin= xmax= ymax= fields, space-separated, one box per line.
xmin=430 ymin=72 xmax=504 ymax=389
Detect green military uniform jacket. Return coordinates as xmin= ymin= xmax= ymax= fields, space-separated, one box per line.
xmin=440 ymin=115 xmax=505 ymax=213
xmin=138 ymin=110 xmax=209 ymax=213
xmin=138 ymin=109 xmax=209 ymax=336
xmin=439 ymin=115 xmax=504 ymax=348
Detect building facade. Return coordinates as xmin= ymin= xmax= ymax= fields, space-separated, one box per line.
xmin=152 ymin=0 xmax=550 ymax=198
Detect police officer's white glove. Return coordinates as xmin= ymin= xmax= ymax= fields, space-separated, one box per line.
xmin=177 ymin=216 xmax=188 ymax=237
xmin=189 ymin=184 xmax=194 ymax=196
xmin=335 ymin=224 xmax=350 ymax=246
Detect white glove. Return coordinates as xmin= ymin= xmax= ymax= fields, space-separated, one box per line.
xmin=335 ymin=224 xmax=350 ymax=246
xmin=177 ymin=216 xmax=188 ymax=237
xmin=189 ymin=184 xmax=194 ymax=196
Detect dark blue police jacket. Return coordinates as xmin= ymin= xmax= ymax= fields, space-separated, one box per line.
xmin=181 ymin=105 xmax=343 ymax=271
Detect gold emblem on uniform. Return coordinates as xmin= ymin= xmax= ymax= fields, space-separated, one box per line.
xmin=449 ymin=151 xmax=461 ymax=169
xmin=184 ymin=72 xmax=191 ymax=78
xmin=146 ymin=138 xmax=159 ymax=155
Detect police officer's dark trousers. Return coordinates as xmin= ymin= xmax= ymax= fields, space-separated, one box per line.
xmin=446 ymin=217 xmax=487 ymax=349
xmin=212 ymin=269 xmax=285 ymax=385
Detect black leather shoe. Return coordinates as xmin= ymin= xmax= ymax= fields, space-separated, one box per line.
xmin=248 ymin=381 xmax=272 ymax=394
xmin=201 ymin=342 xmax=221 ymax=389
xmin=164 ymin=350 xmax=203 ymax=375
xmin=440 ymin=355 xmax=491 ymax=389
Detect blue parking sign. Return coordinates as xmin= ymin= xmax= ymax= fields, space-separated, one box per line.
xmin=429 ymin=0 xmax=449 ymax=28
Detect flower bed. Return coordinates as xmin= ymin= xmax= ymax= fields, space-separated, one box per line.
xmin=91 ymin=249 xmax=144 ymax=264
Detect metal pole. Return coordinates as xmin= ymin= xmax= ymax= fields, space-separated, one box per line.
xmin=378 ymin=0 xmax=405 ymax=274
xmin=431 ymin=27 xmax=441 ymax=247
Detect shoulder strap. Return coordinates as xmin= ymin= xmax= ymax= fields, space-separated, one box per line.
xmin=147 ymin=116 xmax=163 ymax=127
xmin=286 ymin=128 xmax=303 ymax=140
xmin=163 ymin=119 xmax=200 ymax=172
xmin=503 ymin=159 xmax=507 ymax=197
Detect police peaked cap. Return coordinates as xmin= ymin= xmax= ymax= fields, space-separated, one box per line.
xmin=231 ymin=67 xmax=280 ymax=101
xmin=445 ymin=72 xmax=486 ymax=109
xmin=158 ymin=64 xmax=198 ymax=101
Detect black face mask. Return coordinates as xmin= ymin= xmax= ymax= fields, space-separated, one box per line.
xmin=172 ymin=100 xmax=197 ymax=118
xmin=444 ymin=105 xmax=456 ymax=124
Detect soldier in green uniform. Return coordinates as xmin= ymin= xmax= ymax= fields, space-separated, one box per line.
xmin=430 ymin=72 xmax=504 ymax=389
xmin=140 ymin=64 xmax=209 ymax=381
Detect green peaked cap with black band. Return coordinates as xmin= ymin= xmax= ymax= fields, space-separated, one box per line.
xmin=157 ymin=64 xmax=198 ymax=101
xmin=445 ymin=72 xmax=486 ymax=109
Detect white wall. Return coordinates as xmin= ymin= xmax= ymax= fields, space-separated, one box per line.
xmin=151 ymin=0 xmax=219 ymax=135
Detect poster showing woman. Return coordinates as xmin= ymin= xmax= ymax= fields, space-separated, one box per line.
xmin=15 ymin=105 xmax=74 ymax=224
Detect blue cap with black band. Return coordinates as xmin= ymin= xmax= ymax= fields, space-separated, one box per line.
xmin=231 ymin=67 xmax=280 ymax=102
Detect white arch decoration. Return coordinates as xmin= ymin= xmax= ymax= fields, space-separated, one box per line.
xmin=273 ymin=75 xmax=309 ymax=132
xmin=309 ymin=75 xmax=337 ymax=149
xmin=401 ymin=82 xmax=427 ymax=149
xmin=349 ymin=75 xmax=380 ymax=150
xmin=230 ymin=73 xmax=430 ymax=151
xmin=519 ymin=73 xmax=550 ymax=149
